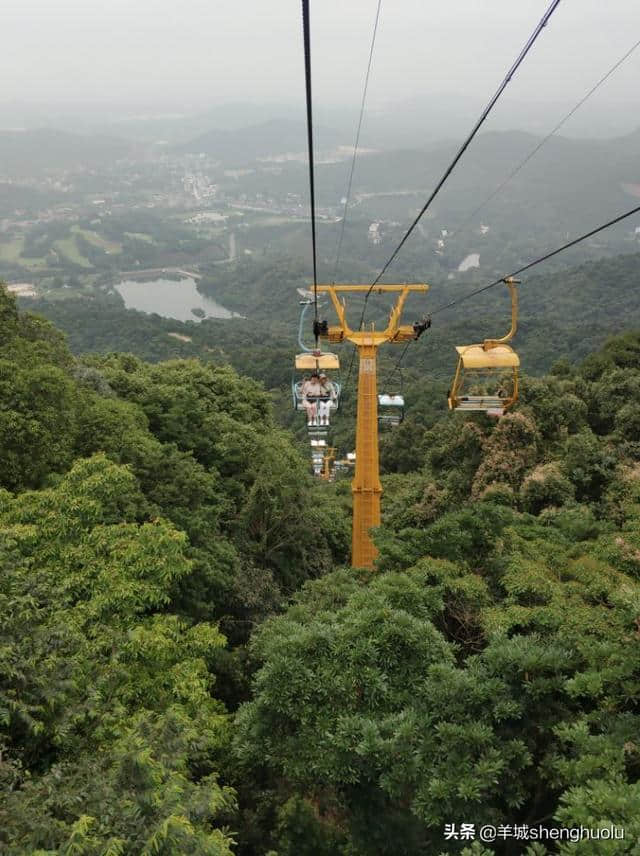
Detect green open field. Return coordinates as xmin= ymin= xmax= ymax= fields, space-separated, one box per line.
xmin=0 ymin=236 xmax=25 ymax=262
xmin=71 ymin=226 xmax=122 ymax=253
xmin=54 ymin=237 xmax=93 ymax=269
xmin=124 ymin=231 xmax=154 ymax=244
xmin=2 ymin=227 xmax=123 ymax=273
xmin=246 ymin=215 xmax=301 ymax=227
xmin=20 ymin=256 xmax=49 ymax=270
xmin=0 ymin=236 xmax=49 ymax=270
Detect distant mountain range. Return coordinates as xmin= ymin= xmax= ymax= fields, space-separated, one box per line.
xmin=196 ymin=123 xmax=640 ymax=245
xmin=312 ymin=127 xmax=640 ymax=224
xmin=175 ymin=118 xmax=342 ymax=163
xmin=5 ymin=92 xmax=639 ymax=145
xmin=0 ymin=128 xmax=134 ymax=175
xmin=1 ymin=119 xmax=639 ymax=243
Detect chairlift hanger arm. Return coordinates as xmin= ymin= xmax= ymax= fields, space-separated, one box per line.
xmin=483 ymin=277 xmax=519 ymax=350
xmin=298 ymin=300 xmax=313 ymax=352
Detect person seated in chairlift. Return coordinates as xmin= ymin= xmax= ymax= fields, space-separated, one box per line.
xmin=317 ymin=373 xmax=337 ymax=426
xmin=301 ymin=372 xmax=323 ymax=426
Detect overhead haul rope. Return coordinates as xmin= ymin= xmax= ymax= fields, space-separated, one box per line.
xmin=332 ymin=0 xmax=383 ymax=283
xmin=448 ymin=35 xmax=640 ymax=241
xmin=382 ymin=340 xmax=412 ymax=388
xmin=302 ymin=0 xmax=320 ymax=345
xmin=383 ymin=202 xmax=640 ymax=386
xmin=432 ymin=203 xmax=640 ymax=315
xmin=343 ymin=0 xmax=563 ymax=393
xmin=357 ymin=0 xmax=563 ymax=325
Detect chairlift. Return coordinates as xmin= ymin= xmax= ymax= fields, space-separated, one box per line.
xmin=378 ymin=393 xmax=405 ymax=427
xmin=448 ymin=278 xmax=520 ymax=417
xmin=320 ymin=447 xmax=337 ymax=481
xmin=292 ymin=298 xmax=342 ymax=428
xmin=378 ymin=360 xmax=407 ymax=428
xmin=310 ymin=437 xmax=327 ymax=477
xmin=292 ymin=351 xmax=342 ymax=423
xmin=333 ymin=450 xmax=356 ymax=478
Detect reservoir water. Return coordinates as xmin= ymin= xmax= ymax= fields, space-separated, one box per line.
xmin=458 ymin=253 xmax=480 ymax=272
xmin=115 ymin=277 xmax=237 ymax=322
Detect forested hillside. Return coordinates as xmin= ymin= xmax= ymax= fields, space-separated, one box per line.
xmin=24 ymin=250 xmax=640 ymax=387
xmin=0 ymin=284 xmax=348 ymax=854
xmin=233 ymin=330 xmax=640 ymax=854
xmin=2 ymin=282 xmax=640 ymax=854
xmin=0 ymin=128 xmax=135 ymax=175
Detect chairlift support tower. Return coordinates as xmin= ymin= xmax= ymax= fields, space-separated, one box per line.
xmin=321 ymin=447 xmax=337 ymax=481
xmin=316 ymin=284 xmax=429 ymax=568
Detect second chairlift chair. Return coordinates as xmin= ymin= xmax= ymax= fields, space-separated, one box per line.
xmin=448 ymin=277 xmax=520 ymax=417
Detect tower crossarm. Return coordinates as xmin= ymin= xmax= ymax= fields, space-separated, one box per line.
xmin=390 ymin=325 xmax=421 ymax=343
xmin=315 ymin=284 xmax=429 ymax=344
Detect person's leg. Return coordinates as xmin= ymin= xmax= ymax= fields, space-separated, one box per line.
xmin=304 ymin=401 xmax=314 ymax=425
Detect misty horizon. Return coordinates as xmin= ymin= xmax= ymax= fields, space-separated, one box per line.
xmin=2 ymin=0 xmax=639 ymax=143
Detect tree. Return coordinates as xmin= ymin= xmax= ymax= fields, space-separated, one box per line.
xmin=0 ymin=358 xmax=79 ymax=491
xmin=562 ymin=431 xmax=616 ymax=503
xmin=236 ymin=511 xmax=640 ymax=855
xmin=520 ymin=463 xmax=575 ymax=514
xmin=0 ymin=455 xmax=235 ymax=854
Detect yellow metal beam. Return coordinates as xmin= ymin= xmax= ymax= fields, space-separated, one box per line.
xmin=316 ymin=284 xmax=429 ymax=292
xmin=314 ymin=284 xmax=430 ymax=568
xmin=352 ymin=342 xmax=382 ymax=568
xmin=317 ymin=284 xmax=428 ymax=343
xmin=321 ymin=447 xmax=336 ymax=481
xmin=483 ymin=277 xmax=519 ymax=349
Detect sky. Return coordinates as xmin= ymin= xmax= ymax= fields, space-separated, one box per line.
xmin=2 ymin=0 xmax=639 ymax=120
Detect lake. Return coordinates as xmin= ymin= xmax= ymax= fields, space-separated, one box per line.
xmin=458 ymin=253 xmax=480 ymax=272
xmin=115 ymin=277 xmax=238 ymax=322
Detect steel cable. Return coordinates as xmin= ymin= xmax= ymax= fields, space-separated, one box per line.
xmin=332 ymin=0 xmax=383 ymax=283
xmin=382 ymin=202 xmax=640 ymax=386
xmin=355 ymin=0 xmax=563 ymax=335
xmin=448 ymin=35 xmax=640 ymax=242
xmin=302 ymin=0 xmax=319 ymax=339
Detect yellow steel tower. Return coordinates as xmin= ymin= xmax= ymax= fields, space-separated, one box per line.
xmin=316 ymin=284 xmax=429 ymax=568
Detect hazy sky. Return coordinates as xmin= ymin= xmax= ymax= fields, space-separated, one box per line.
xmin=2 ymin=0 xmax=639 ymax=114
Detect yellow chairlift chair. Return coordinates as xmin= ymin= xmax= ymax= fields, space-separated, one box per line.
xmin=448 ymin=278 xmax=520 ymax=417
xmin=292 ymin=352 xmax=341 ymax=409
xmin=292 ymin=351 xmax=341 ymax=433
xmin=378 ymin=394 xmax=405 ymax=427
